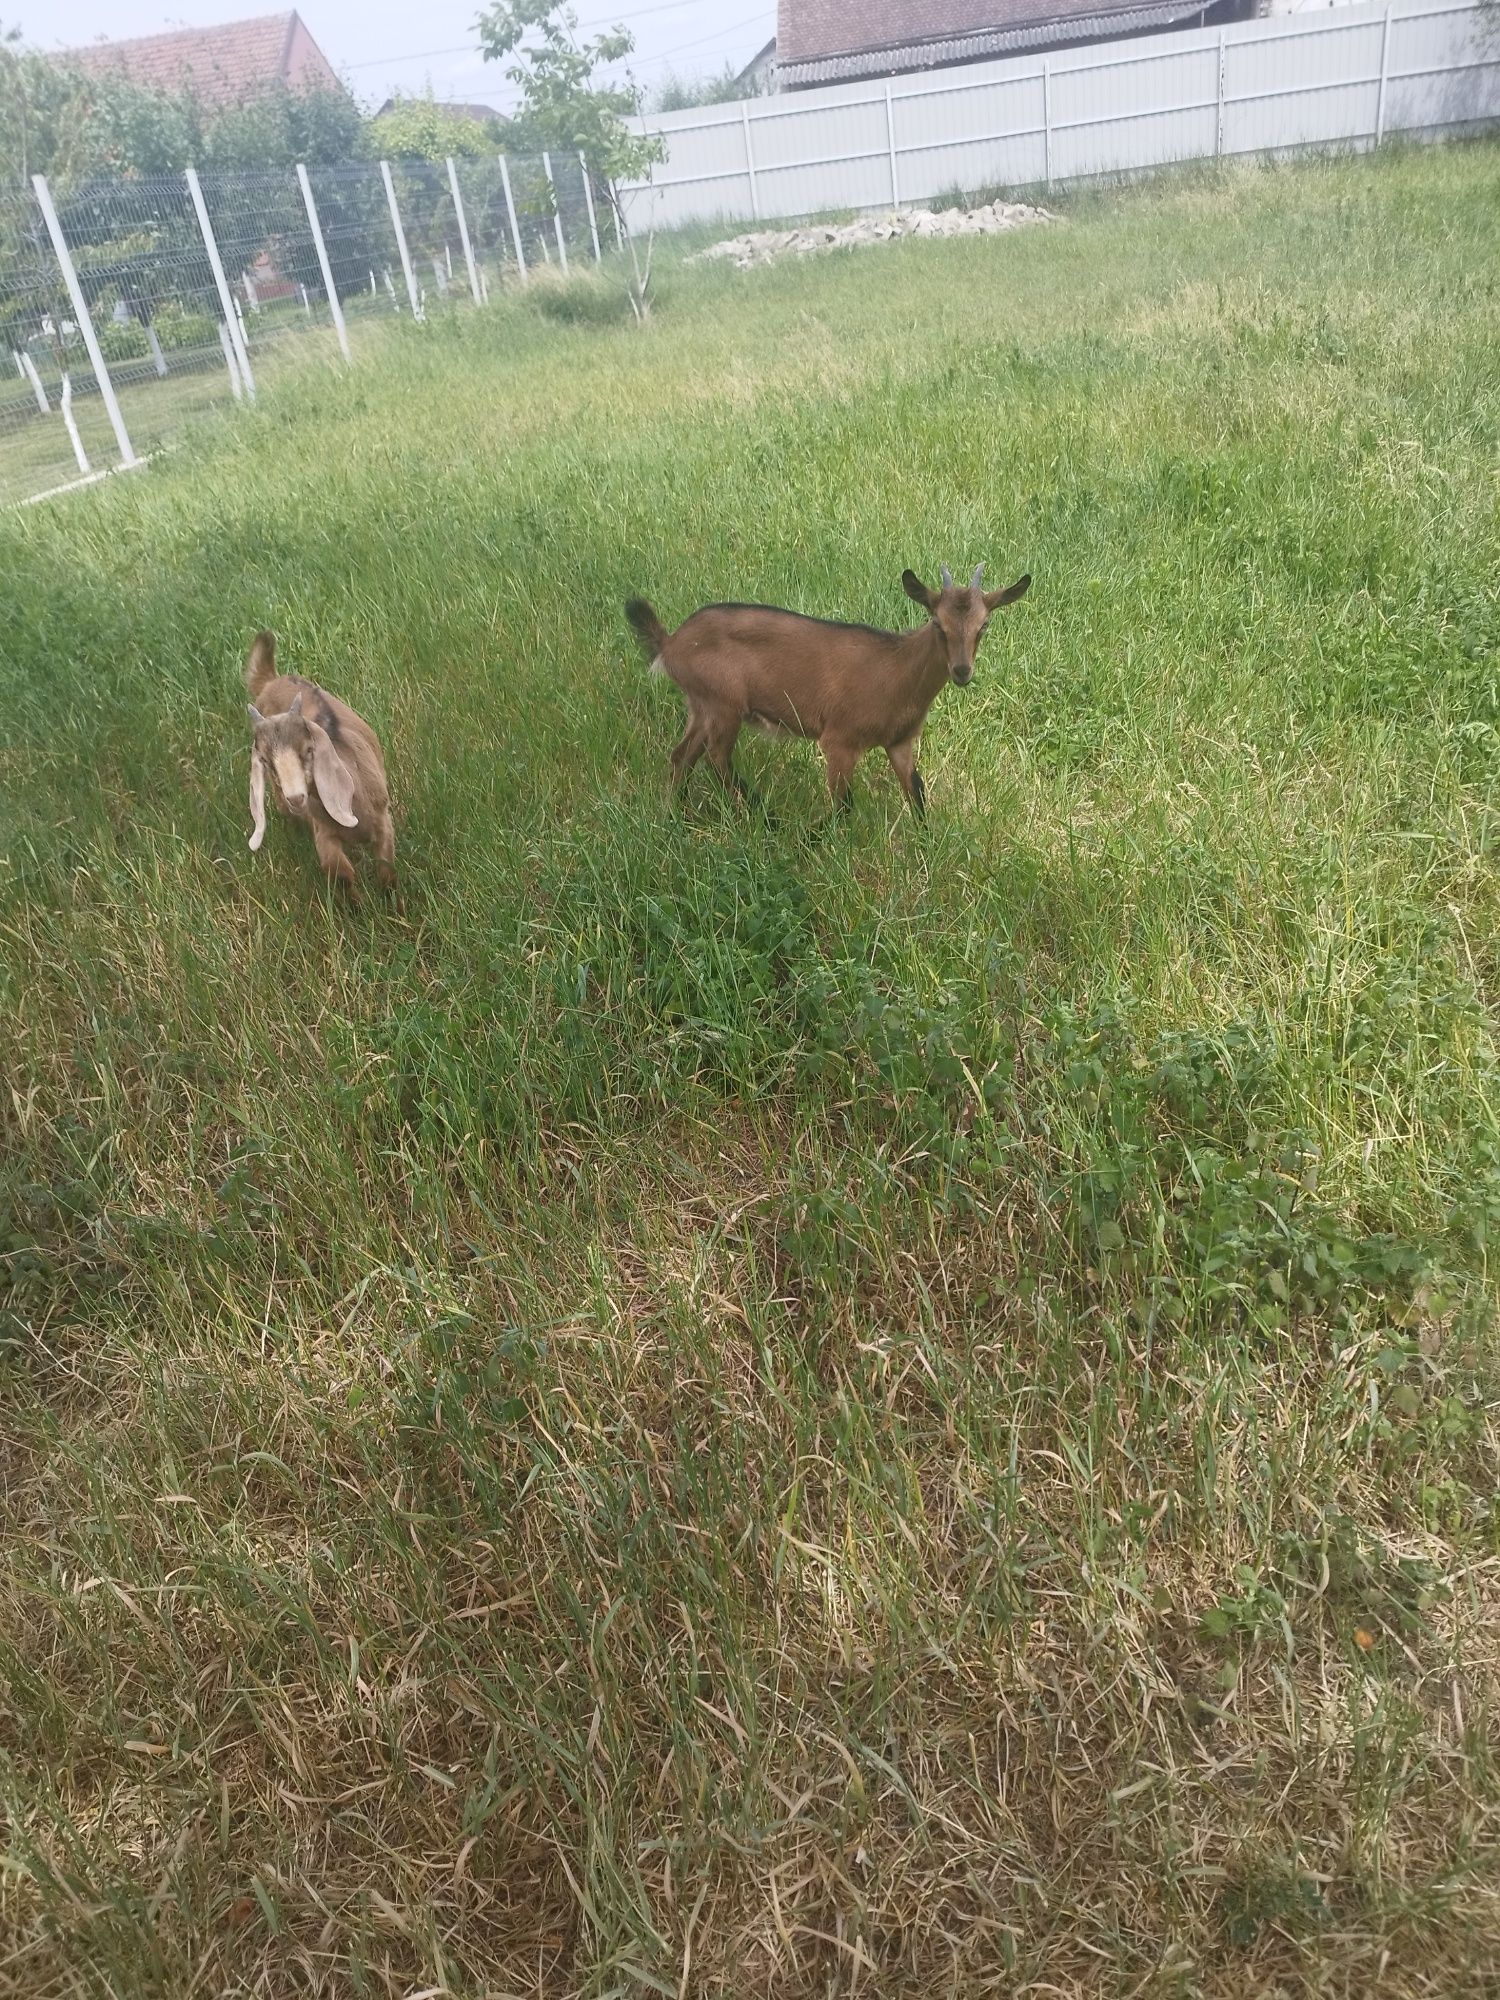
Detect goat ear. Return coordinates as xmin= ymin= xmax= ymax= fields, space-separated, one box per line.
xmin=902 ymin=569 xmax=937 ymax=611
xmin=983 ymin=572 xmax=1031 ymax=610
xmin=308 ymin=719 xmax=359 ymax=828
xmin=248 ymin=752 xmax=267 ymax=852
xmin=247 ymin=703 xmax=265 ymax=727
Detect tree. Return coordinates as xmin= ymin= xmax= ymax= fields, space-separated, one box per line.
xmin=651 ymin=62 xmax=764 ymax=113
xmin=475 ymin=0 xmax=665 ymax=322
xmin=0 ymin=24 xmax=100 ymax=191
xmin=368 ymin=95 xmax=503 ymax=164
xmin=0 ymin=30 xmax=384 ymax=363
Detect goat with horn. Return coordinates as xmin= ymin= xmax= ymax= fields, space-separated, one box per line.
xmin=244 ymin=632 xmax=396 ymax=892
xmin=625 ymin=561 xmax=1030 ymax=817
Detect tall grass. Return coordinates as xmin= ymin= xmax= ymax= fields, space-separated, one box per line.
xmin=2 ymin=144 xmax=1498 ymax=1997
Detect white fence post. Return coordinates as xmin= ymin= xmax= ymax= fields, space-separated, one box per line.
xmin=1043 ymin=62 xmax=1053 ymax=191
xmin=580 ymin=154 xmax=603 ymax=263
xmin=1375 ymin=4 xmax=1394 ymax=144
xmin=499 ymin=156 xmax=528 ymax=283
xmin=884 ymin=82 xmax=900 ymax=206
xmin=542 ymin=152 xmax=569 ymax=273
xmin=742 ymin=100 xmax=762 ymax=218
xmin=446 ymin=157 xmax=484 ymax=305
xmin=1217 ymin=30 xmax=1227 ymax=157
xmin=59 ymin=374 xmax=89 ymax=474
xmin=297 ymin=162 xmax=352 ymax=363
xmin=19 ymin=349 xmax=50 ymax=413
xmin=31 ymin=173 xmax=139 ymax=467
xmin=217 ymin=323 xmax=243 ymax=399
xmin=380 ymin=160 xmax=425 ymax=321
xmin=185 ymin=165 xmax=255 ymax=400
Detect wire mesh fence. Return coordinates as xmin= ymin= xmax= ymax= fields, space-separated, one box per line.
xmin=0 ymin=151 xmax=619 ymax=507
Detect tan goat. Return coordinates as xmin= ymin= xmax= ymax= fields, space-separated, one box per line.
xmin=245 ymin=632 xmax=396 ymax=891
xmin=626 ymin=563 xmax=1030 ymax=816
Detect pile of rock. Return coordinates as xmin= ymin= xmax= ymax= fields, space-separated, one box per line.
xmin=693 ymin=200 xmax=1054 ymax=270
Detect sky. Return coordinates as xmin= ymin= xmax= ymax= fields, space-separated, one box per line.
xmin=21 ymin=1 xmax=778 ymax=114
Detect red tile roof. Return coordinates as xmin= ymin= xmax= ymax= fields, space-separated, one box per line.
xmin=64 ymin=11 xmax=340 ymax=108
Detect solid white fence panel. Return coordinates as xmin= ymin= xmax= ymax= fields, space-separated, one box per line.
xmin=743 ymin=100 xmax=763 ymax=216
xmin=1376 ymin=5 xmax=1395 ymax=140
xmin=1224 ymin=13 xmax=1384 ymax=155
xmin=894 ymin=69 xmax=1045 ymax=200
xmin=749 ymin=90 xmax=894 ymax=215
xmin=619 ymin=0 xmax=1496 ymax=229
xmin=623 ymin=106 xmax=752 ymax=231
xmin=1385 ymin=2 xmax=1499 ymax=132
xmin=1051 ymin=45 xmax=1218 ymax=181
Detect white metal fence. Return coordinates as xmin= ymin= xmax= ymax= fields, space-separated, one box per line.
xmin=618 ymin=0 xmax=1498 ymax=229
xmin=0 ymin=151 xmax=611 ymax=507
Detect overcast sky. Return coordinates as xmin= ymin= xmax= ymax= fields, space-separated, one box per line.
xmin=22 ymin=2 xmax=777 ymax=114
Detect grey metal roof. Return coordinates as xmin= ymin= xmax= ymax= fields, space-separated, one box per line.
xmin=777 ymin=0 xmax=1215 ymax=85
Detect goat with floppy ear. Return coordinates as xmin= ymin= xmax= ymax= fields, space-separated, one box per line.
xmin=244 ymin=631 xmax=396 ymax=892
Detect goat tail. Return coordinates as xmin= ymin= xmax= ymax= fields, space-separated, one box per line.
xmin=245 ymin=630 xmax=278 ymax=701
xmin=625 ymin=598 xmax=669 ymax=659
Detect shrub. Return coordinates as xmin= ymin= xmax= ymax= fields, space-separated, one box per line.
xmin=150 ymin=301 xmax=220 ymax=352
xmin=97 ymin=318 xmax=150 ymax=363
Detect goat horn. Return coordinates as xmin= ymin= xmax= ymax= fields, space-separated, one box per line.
xmin=940 ymin=565 xmax=953 ymax=589
xmin=971 ymin=563 xmax=985 ymax=590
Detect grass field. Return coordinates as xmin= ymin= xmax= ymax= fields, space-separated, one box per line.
xmin=0 ymin=316 xmax=355 ymax=508
xmin=2 ymin=143 xmax=1498 ymax=1997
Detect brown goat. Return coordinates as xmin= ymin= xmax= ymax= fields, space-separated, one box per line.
xmin=626 ymin=564 xmax=1030 ymax=816
xmin=245 ymin=632 xmax=395 ymax=891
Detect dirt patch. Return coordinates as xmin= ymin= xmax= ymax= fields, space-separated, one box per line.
xmin=693 ymin=200 xmax=1055 ymax=270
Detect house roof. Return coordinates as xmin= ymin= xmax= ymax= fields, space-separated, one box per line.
xmin=735 ymin=37 xmax=780 ymax=86
xmin=433 ymin=103 xmax=504 ymax=124
xmin=64 ymin=11 xmax=340 ymax=108
xmin=776 ymin=0 xmax=1213 ymax=82
xmin=375 ymin=99 xmax=503 ymax=124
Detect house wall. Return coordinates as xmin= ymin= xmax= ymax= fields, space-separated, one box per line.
xmin=620 ymin=0 xmax=1496 ymax=231
xmin=284 ymin=15 xmax=341 ymax=93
